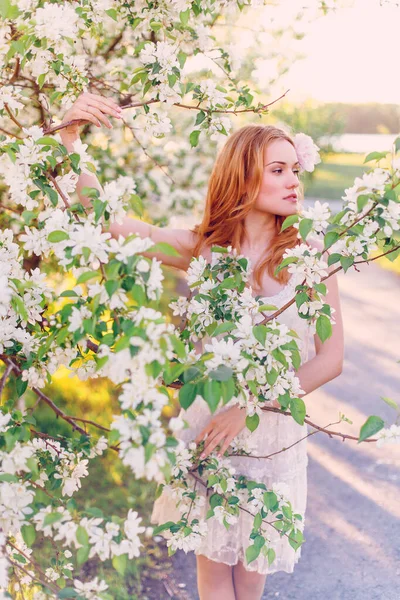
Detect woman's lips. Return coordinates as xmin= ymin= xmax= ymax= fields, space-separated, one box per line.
xmin=283 ymin=196 xmax=298 ymax=203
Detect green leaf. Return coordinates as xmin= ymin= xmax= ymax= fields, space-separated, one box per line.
xmin=394 ymin=136 xmax=400 ymax=153
xmin=0 ymin=473 xmax=19 ymax=482
xmin=218 ymin=276 xmax=236 ymax=289
xmin=288 ymin=528 xmax=304 ymax=551
xmin=180 ymin=8 xmax=190 ymax=24
xmin=16 ymin=377 xmax=28 ymax=398
xmin=324 ymin=231 xmax=339 ymax=250
xmin=112 ymin=553 xmax=127 ymax=576
xmin=246 ymin=413 xmax=259 ymax=432
xmin=245 ymin=544 xmax=261 ymax=565
xmin=364 ymin=151 xmax=387 ymax=163
xmin=148 ymin=241 xmax=181 ymax=257
xmin=358 ymin=415 xmax=385 ymax=443
xmin=204 ymin=379 xmax=221 ymax=413
xmin=328 ymin=253 xmax=341 ymax=266
xmin=212 ymin=322 xmax=236 ymax=337
xmin=298 ymin=218 xmax=314 ymax=241
xmin=179 ymin=382 xmax=197 ymax=410
xmin=105 ymin=7 xmax=118 ymax=20
xmin=76 ymin=525 xmax=89 ymax=546
xmin=76 ymin=270 xmax=98 ymax=284
xmin=43 ymin=512 xmax=64 ymax=527
xmin=177 ymin=50 xmax=187 ymax=69
xmin=220 ymin=378 xmax=235 ymax=404
xmin=316 ymin=314 xmax=332 ymax=342
xmin=105 ymin=279 xmax=119 ymax=297
xmin=281 ymin=214 xmax=299 ymax=232
xmin=252 ymin=325 xmax=266 ymax=346
xmin=340 ymin=255 xmax=354 ymax=273
xmin=357 ymin=194 xmax=370 ymax=213
xmin=258 ymin=303 xmax=278 ymax=312
xmin=190 ymin=129 xmax=201 ymax=147
xmin=263 ymin=491 xmax=278 ymax=510
xmin=81 ymin=186 xmax=100 ymax=199
xmin=289 ymin=397 xmax=306 ymax=426
xmin=195 ymin=110 xmax=207 ymax=126
xmin=76 ymin=544 xmax=90 ymax=566
xmin=128 ymin=194 xmax=143 ymax=216
xmin=36 ymin=136 xmax=59 ymax=146
xmin=253 ymin=513 xmax=262 ymax=529
xmin=381 ymin=396 xmax=399 ymax=411
xmin=21 ymin=524 xmax=36 ymax=547
xmin=58 ymin=588 xmax=78 ymax=599
xmin=11 ymin=295 xmax=28 ymax=321
xmin=267 ymin=547 xmax=276 ymax=565
xmin=274 ymin=256 xmax=298 ymax=275
xmin=47 ymin=230 xmax=69 ymax=243
xmin=209 ymin=364 xmax=233 ymax=382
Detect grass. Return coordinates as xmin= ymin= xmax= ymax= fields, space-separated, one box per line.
xmin=304 ymin=152 xmax=368 ymax=200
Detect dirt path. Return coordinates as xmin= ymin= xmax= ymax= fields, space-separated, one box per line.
xmin=166 ymin=262 xmax=400 ymax=600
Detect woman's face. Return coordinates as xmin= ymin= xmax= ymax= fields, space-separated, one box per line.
xmin=253 ymin=138 xmax=301 ymax=217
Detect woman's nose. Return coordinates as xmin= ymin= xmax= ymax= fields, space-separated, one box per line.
xmin=287 ymin=174 xmax=299 ymax=188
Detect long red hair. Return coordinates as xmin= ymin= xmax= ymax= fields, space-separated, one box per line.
xmin=190 ymin=124 xmax=301 ymax=289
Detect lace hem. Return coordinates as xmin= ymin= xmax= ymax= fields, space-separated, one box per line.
xmin=194 ymin=543 xmax=303 ymax=575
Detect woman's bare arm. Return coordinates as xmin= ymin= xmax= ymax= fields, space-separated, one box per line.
xmin=295 ymin=238 xmax=344 ymax=396
xmin=59 ymin=92 xmax=198 ymax=271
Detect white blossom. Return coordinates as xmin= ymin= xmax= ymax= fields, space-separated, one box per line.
xmin=293 ymin=133 xmax=321 ymax=172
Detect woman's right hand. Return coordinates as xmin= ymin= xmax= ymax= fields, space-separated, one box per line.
xmin=59 ymin=92 xmax=123 ymax=139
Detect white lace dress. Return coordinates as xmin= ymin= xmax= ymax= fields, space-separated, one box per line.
xmin=152 ymin=277 xmax=311 ymax=574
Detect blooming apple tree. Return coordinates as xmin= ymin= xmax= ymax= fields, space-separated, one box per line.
xmin=1 ymin=0 xmax=400 ymax=598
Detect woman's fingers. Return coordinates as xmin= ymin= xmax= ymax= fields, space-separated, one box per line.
xmin=85 ymin=92 xmax=121 ymax=112
xmin=218 ymin=434 xmax=234 ymax=457
xmin=201 ymin=431 xmax=227 ymax=459
xmin=65 ymin=108 xmax=101 ymax=128
xmin=81 ymin=105 xmax=113 ymax=128
xmin=195 ymin=424 xmax=211 ymax=445
xmin=80 ymin=96 xmax=122 ymax=119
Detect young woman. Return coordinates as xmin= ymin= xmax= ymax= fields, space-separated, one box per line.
xmin=61 ymin=93 xmax=344 ymax=600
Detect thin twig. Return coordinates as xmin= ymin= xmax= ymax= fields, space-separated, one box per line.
xmin=4 ymin=103 xmax=24 ymax=130
xmin=0 ymin=125 xmax=23 ymax=139
xmin=67 ymin=415 xmax=110 ymax=432
xmin=9 ymin=559 xmax=59 ymax=595
xmin=0 ymin=362 xmax=13 ymax=401
xmin=0 ymin=356 xmax=88 ymax=436
xmin=229 ymin=419 xmax=342 ymax=459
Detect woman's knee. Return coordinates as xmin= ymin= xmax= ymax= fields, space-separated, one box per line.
xmin=233 ymin=561 xmax=267 ymax=600
xmin=197 ymin=554 xmax=233 ymax=586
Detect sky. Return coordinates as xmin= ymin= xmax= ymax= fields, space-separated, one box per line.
xmin=277 ymin=0 xmax=400 ymax=104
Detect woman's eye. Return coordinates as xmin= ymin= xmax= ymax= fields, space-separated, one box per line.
xmin=273 ymin=169 xmax=282 ymax=174
xmin=293 ymin=170 xmax=300 ymax=175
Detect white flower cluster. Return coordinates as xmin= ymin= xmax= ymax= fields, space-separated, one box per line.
xmin=0 ymin=229 xmax=51 ymax=357
xmin=102 ymin=308 xmax=177 ymax=482
xmin=0 ymin=127 xmax=51 ymax=210
xmin=296 ymin=200 xmax=331 ymax=239
xmin=33 ymin=504 xmax=145 ymax=562
xmin=99 ymin=175 xmax=137 ymax=223
xmin=139 ymin=41 xmax=181 ymax=106
xmin=375 ymin=423 xmax=400 ymax=448
xmin=341 ymin=168 xmax=390 ymax=226
xmin=166 ymin=520 xmax=208 ymax=552
xmin=282 ymin=244 xmax=329 ymax=288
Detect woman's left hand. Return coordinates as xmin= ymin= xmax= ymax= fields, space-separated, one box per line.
xmin=195 ymin=404 xmax=247 ymax=459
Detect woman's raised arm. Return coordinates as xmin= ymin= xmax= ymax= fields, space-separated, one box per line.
xmin=59 ymin=92 xmax=198 ymax=271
